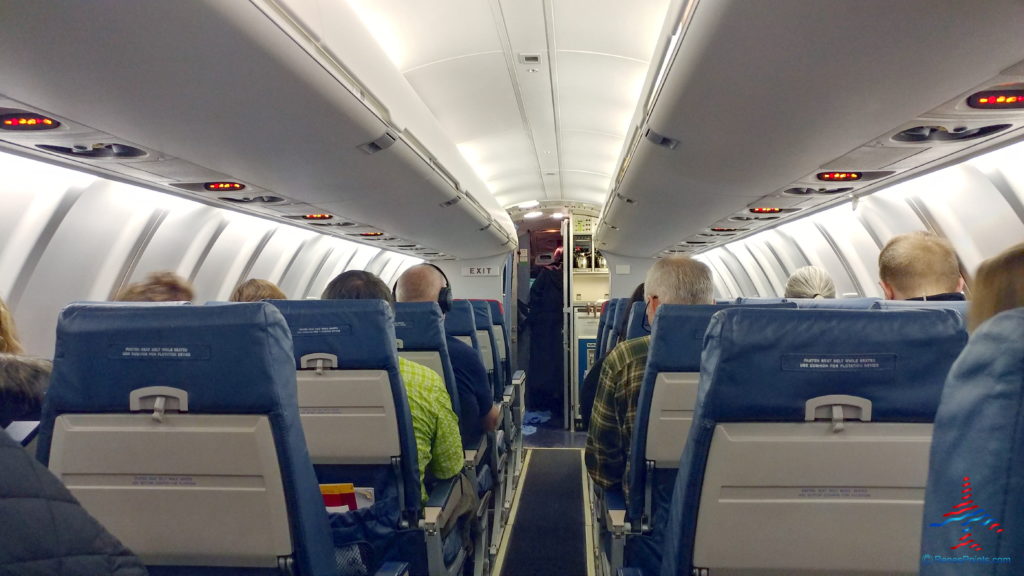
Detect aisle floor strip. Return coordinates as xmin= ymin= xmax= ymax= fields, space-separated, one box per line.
xmin=491 ymin=449 xmax=533 ymax=576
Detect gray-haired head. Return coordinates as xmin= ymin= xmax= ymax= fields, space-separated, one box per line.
xmin=784 ymin=266 xmax=836 ymax=299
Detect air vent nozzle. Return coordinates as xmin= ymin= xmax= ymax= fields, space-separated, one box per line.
xmin=892 ymin=124 xmax=1010 ymax=143
xmin=645 ymin=128 xmax=680 ymax=150
xmin=357 ymin=131 xmax=397 ymax=154
xmin=37 ymin=143 xmax=146 ymax=159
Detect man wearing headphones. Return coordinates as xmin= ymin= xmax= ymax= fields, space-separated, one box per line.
xmin=396 ymin=264 xmax=499 ymax=445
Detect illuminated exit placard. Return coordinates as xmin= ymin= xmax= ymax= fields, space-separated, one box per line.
xmin=462 ymin=266 xmax=499 ymax=277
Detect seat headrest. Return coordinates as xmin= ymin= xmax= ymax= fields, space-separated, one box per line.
xmin=393 ymin=302 xmax=446 ymax=349
xmin=268 ymin=299 xmax=398 ymax=370
xmin=735 ymin=297 xmax=789 ymax=305
xmin=792 ymin=297 xmax=881 ymax=309
xmin=649 ymin=303 xmax=797 ymax=372
xmin=625 ymin=300 xmax=649 ymax=340
xmin=444 ymin=300 xmax=476 ymax=336
xmin=871 ymin=299 xmax=969 ymax=315
xmin=468 ymin=300 xmax=493 ymax=330
xmin=486 ymin=300 xmax=505 ymax=325
xmin=700 ymin=308 xmax=967 ymax=422
xmin=47 ymin=302 xmax=294 ymax=414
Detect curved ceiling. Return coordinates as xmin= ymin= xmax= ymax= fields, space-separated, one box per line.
xmin=347 ymin=0 xmax=672 ymax=210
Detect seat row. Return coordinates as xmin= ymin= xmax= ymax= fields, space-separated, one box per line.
xmin=591 ymin=299 xmax=1002 ymax=576
xmin=35 ymin=297 xmax=522 ymax=576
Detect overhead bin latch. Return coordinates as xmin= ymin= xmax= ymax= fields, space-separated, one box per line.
xmin=300 ymin=353 xmax=339 ymax=375
xmin=804 ymin=395 xmax=872 ymax=433
xmin=130 ymin=386 xmax=189 ymax=423
xmin=357 ymin=131 xmax=397 ymax=155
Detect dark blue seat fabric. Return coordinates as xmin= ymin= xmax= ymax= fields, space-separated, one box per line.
xmin=486 ymin=300 xmax=512 ymax=383
xmin=606 ymin=298 xmax=631 ymax=353
xmin=394 ymin=302 xmax=460 ymax=416
xmin=37 ymin=302 xmax=336 ymax=576
xmin=469 ymin=300 xmax=503 ymax=399
xmin=792 ymin=296 xmax=881 ymax=309
xmin=660 ymin=307 xmax=968 ymax=576
xmin=595 ymin=300 xmax=612 ymax=357
xmin=625 ymin=301 xmax=649 ymax=340
xmin=445 ymin=300 xmax=480 ymax=352
xmin=734 ymin=297 xmax=789 ymax=305
xmin=873 ymin=299 xmax=970 ymax=329
xmin=920 ymin=308 xmax=1024 ymax=575
xmin=268 ymin=299 xmax=421 ymax=521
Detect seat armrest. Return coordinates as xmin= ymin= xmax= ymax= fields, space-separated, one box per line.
xmin=423 ymin=475 xmax=462 ymax=532
xmin=465 ymin=434 xmax=488 ymax=468
xmin=511 ymin=370 xmax=526 ymax=386
xmin=376 ymin=561 xmax=410 ymax=576
xmin=602 ymin=487 xmax=628 ymax=532
xmin=503 ymin=384 xmax=514 ymax=402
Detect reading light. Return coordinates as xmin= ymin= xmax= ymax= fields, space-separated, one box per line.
xmin=968 ymin=90 xmax=1024 ymax=109
xmin=749 ymin=207 xmax=783 ymax=214
xmin=204 ymin=181 xmax=245 ymax=191
xmin=302 ymin=214 xmax=333 ymax=220
xmin=517 ymin=200 xmax=540 ymax=209
xmin=817 ymin=172 xmax=862 ymax=181
xmin=551 ymin=212 xmax=565 ymax=219
xmin=359 ymin=232 xmax=384 ymax=237
xmin=0 ymin=113 xmax=61 ymax=131
xmin=523 ymin=211 xmax=543 ymax=219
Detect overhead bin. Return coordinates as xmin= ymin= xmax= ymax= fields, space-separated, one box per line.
xmin=598 ymin=0 xmax=1024 ymax=258
xmin=0 ymin=0 xmax=515 ymax=259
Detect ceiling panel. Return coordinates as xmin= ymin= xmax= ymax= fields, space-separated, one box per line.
xmin=556 ymin=52 xmax=647 ymax=136
xmin=560 ymin=130 xmax=622 ymax=175
xmin=553 ymin=0 xmax=670 ymax=62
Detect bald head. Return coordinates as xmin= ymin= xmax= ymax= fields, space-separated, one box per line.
xmin=396 ymin=264 xmax=447 ymax=303
xmin=878 ymin=232 xmax=962 ymax=300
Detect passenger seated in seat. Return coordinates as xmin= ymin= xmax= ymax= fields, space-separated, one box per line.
xmin=0 ymin=354 xmax=50 ymax=429
xmin=114 ymin=271 xmax=194 ymax=302
xmin=321 ymin=271 xmax=464 ymax=501
xmin=878 ymin=232 xmax=965 ymax=301
xmin=968 ymin=241 xmax=1024 ymax=332
xmin=585 ymin=257 xmax=713 ymax=495
xmin=395 ymin=264 xmax=498 ymax=445
xmin=0 ymin=355 xmax=148 ymax=576
xmin=784 ymin=266 xmax=835 ymax=299
xmin=229 ymin=278 xmax=286 ymax=302
xmin=0 ymin=295 xmax=24 ymax=354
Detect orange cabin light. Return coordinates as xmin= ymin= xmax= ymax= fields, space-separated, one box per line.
xmin=817 ymin=172 xmax=862 ymax=181
xmin=360 ymin=232 xmax=384 ymax=237
xmin=710 ymin=227 xmax=740 ymax=232
xmin=0 ymin=113 xmax=61 ymax=131
xmin=969 ymin=90 xmax=1024 ymax=109
xmin=204 ymin=181 xmax=245 ymax=191
xmin=302 ymin=214 xmax=333 ymax=220
xmin=749 ymin=207 xmax=783 ymax=214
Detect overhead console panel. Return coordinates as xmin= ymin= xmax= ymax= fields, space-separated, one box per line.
xmin=0 ymin=0 xmax=515 ymax=260
xmin=598 ymin=0 xmax=1024 ymax=258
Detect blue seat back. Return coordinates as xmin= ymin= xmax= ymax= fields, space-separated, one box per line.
xmin=269 ymin=299 xmax=421 ymax=520
xmin=625 ymin=300 xmax=649 ymax=340
xmin=605 ymin=298 xmax=630 ymax=353
xmin=486 ymin=299 xmax=512 ymax=383
xmin=792 ymin=296 xmax=881 ymax=309
xmin=38 ymin=302 xmax=335 ymax=576
xmin=626 ymin=303 xmax=796 ymax=521
xmin=734 ymin=296 xmax=789 ymax=305
xmin=872 ymin=299 xmax=969 ymax=329
xmin=445 ymin=300 xmax=480 ymax=352
xmin=469 ymin=300 xmax=503 ymax=398
xmin=394 ymin=301 xmax=460 ymax=416
xmin=661 ymin=308 xmax=968 ymax=576
xmin=920 ymin=308 xmax=1024 ymax=573
xmin=595 ymin=300 xmax=612 ymax=357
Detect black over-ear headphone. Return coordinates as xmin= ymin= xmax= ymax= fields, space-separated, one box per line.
xmin=394 ymin=263 xmax=452 ymax=314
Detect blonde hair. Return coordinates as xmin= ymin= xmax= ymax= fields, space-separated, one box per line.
xmin=115 ymin=271 xmax=194 ymax=302
xmin=230 ymin=278 xmax=286 ymax=302
xmin=968 ymin=242 xmax=1024 ymax=332
xmin=645 ymin=257 xmax=714 ymax=305
xmin=879 ymin=232 xmax=961 ymax=298
xmin=785 ymin=266 xmax=836 ymax=299
xmin=0 ymin=296 xmax=24 ymax=354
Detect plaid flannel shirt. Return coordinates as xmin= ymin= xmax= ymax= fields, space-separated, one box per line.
xmin=584 ymin=335 xmax=651 ymax=495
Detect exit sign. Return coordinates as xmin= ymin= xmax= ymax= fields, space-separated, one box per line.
xmin=462 ymin=266 xmax=499 ymax=277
